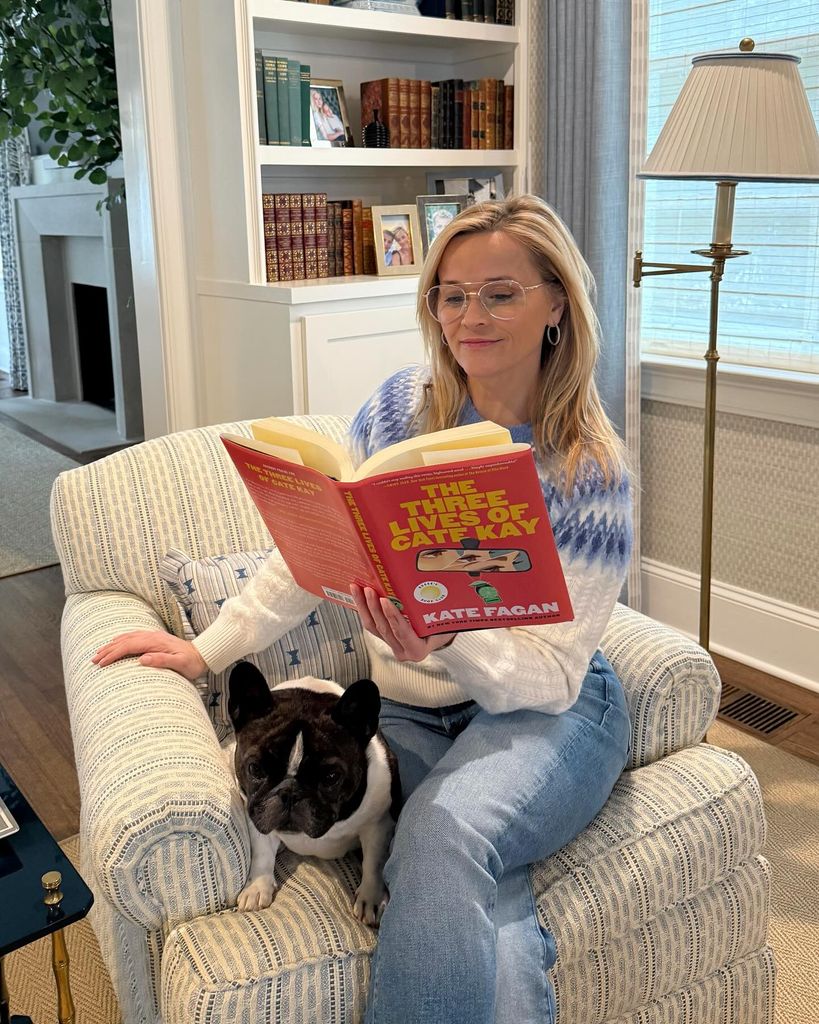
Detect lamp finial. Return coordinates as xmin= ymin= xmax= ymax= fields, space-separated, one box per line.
xmin=739 ymin=38 xmax=755 ymax=52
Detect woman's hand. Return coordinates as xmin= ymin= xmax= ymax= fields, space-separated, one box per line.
xmin=91 ymin=630 xmax=208 ymax=681
xmin=351 ymin=585 xmax=455 ymax=663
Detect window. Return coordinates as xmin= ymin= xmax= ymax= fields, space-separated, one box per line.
xmin=641 ymin=0 xmax=819 ymax=374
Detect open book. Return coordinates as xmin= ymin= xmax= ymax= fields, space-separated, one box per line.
xmin=221 ymin=417 xmax=573 ymax=638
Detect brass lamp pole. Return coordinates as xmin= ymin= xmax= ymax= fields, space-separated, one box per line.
xmin=633 ymin=180 xmax=749 ymax=652
xmin=634 ymin=38 xmax=819 ymax=654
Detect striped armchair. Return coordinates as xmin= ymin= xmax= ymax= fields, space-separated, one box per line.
xmin=51 ymin=415 xmax=775 ymax=1024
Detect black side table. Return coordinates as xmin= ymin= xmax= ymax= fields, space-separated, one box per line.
xmin=0 ymin=762 xmax=93 ymax=1024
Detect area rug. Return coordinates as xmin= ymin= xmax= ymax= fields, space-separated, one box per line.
xmin=5 ymin=727 xmax=816 ymax=1024
xmin=709 ymin=719 xmax=819 ymax=1024
xmin=0 ymin=421 xmax=78 ymax=578
xmin=3 ymin=835 xmax=121 ymax=1024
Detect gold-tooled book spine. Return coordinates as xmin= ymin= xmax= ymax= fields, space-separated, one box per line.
xmin=262 ymin=192 xmax=279 ymax=282
xmin=315 ymin=192 xmax=329 ymax=278
xmin=289 ymin=193 xmax=306 ymax=280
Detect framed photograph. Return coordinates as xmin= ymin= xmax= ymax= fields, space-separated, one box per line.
xmin=308 ymin=78 xmax=353 ymax=148
xmin=416 ymin=194 xmax=470 ymax=257
xmin=372 ymin=205 xmax=424 ymax=277
xmin=425 ymin=173 xmax=506 ymax=204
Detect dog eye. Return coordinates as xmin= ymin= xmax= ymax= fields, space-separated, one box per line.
xmin=323 ymin=768 xmax=342 ymax=787
xmin=246 ymin=760 xmax=264 ymax=781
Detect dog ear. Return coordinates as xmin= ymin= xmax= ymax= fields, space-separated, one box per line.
xmin=331 ymin=678 xmax=381 ymax=745
xmin=228 ymin=661 xmax=274 ymax=732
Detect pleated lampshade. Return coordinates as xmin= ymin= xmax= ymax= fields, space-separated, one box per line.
xmin=639 ymin=46 xmax=819 ymax=181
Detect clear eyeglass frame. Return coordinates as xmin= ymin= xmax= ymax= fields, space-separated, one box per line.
xmin=423 ymin=279 xmax=550 ymax=324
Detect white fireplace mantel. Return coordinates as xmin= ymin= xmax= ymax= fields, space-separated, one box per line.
xmin=10 ymin=178 xmax=143 ymax=443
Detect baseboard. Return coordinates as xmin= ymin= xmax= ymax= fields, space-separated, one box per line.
xmin=640 ymin=558 xmax=819 ymax=695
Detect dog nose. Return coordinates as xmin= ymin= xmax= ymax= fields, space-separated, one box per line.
xmin=275 ymin=780 xmax=298 ymax=809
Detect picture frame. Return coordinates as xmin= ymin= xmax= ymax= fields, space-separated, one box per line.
xmin=372 ymin=205 xmax=424 ymax=277
xmin=308 ymin=78 xmax=353 ymax=148
xmin=425 ymin=173 xmax=506 ymax=204
xmin=416 ymin=193 xmax=470 ymax=257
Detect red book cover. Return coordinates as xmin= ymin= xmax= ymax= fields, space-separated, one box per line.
xmin=273 ymin=193 xmax=293 ymax=281
xmin=360 ymin=78 xmax=400 ymax=148
xmin=221 ymin=431 xmax=573 ymax=638
xmin=289 ymin=193 xmax=305 ymax=280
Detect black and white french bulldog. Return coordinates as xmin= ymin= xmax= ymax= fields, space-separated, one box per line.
xmin=227 ymin=661 xmax=401 ymax=926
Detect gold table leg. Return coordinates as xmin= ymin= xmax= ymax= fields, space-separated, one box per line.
xmin=42 ymin=872 xmax=76 ymax=1024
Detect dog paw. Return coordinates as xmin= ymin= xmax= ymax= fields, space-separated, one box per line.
xmin=353 ymin=883 xmax=389 ymax=928
xmin=237 ymin=875 xmax=277 ymax=912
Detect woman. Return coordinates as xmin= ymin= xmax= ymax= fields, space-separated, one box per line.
xmin=93 ymin=194 xmax=633 ymax=1024
xmin=391 ymin=223 xmax=414 ymax=265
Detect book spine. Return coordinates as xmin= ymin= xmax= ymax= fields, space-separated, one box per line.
xmin=398 ymin=78 xmax=411 ymax=148
xmin=420 ymin=79 xmax=431 ymax=149
xmin=352 ymin=198 xmax=364 ymax=275
xmin=263 ymin=53 xmax=279 ymax=145
xmin=430 ymin=82 xmax=441 ymax=149
xmin=504 ymin=84 xmax=514 ymax=149
xmin=409 ymin=78 xmax=421 ymax=149
xmin=462 ymin=83 xmax=472 ymax=149
xmin=289 ymin=193 xmax=305 ymax=279
xmin=362 ymin=205 xmax=376 ymax=275
xmin=478 ymin=80 xmax=487 ymax=149
xmin=334 ymin=202 xmax=344 ymax=275
xmin=287 ymin=60 xmax=302 ymax=146
xmin=315 ymin=193 xmax=329 ymax=278
xmin=485 ymin=0 xmax=495 ymax=22
xmin=255 ymin=50 xmax=267 ymax=145
xmin=262 ymin=192 xmax=279 ymax=282
xmin=274 ymin=193 xmax=293 ymax=281
xmin=470 ymin=80 xmax=480 ymax=149
xmin=275 ymin=56 xmax=290 ymax=145
xmin=300 ymin=65 xmax=311 ymax=145
xmin=326 ymin=201 xmax=337 ymax=277
xmin=495 ymin=78 xmax=504 ymax=153
xmin=472 ymin=0 xmax=484 ymax=21
xmin=302 ymin=192 xmax=318 ymax=279
xmin=341 ymin=200 xmax=354 ymax=275
xmin=454 ymin=78 xmax=464 ymax=151
xmin=485 ymin=78 xmax=497 ymax=149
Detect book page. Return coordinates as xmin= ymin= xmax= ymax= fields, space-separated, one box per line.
xmin=353 ymin=421 xmax=514 ymax=480
xmin=250 ymin=418 xmax=353 ymax=479
xmin=421 ymin=442 xmax=530 ymax=466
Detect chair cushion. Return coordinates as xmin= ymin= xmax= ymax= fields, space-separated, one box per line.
xmin=159 ymin=547 xmax=370 ymax=737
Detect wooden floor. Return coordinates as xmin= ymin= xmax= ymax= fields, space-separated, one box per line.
xmin=1 ymin=372 xmax=816 ymax=841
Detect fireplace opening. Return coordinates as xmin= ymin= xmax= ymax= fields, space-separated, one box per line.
xmin=73 ymin=283 xmax=115 ymax=412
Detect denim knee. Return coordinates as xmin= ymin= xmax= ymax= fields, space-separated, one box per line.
xmin=385 ymin=799 xmax=503 ymax=895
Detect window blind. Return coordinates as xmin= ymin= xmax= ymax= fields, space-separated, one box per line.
xmin=642 ymin=0 xmax=819 ymax=374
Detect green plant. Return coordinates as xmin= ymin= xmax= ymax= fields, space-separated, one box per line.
xmin=0 ymin=0 xmax=121 ymax=198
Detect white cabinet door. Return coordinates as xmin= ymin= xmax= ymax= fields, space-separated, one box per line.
xmin=298 ymin=305 xmax=427 ymax=416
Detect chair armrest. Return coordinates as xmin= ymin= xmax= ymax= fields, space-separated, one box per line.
xmin=601 ymin=603 xmax=721 ymax=768
xmin=62 ymin=591 xmax=249 ymax=932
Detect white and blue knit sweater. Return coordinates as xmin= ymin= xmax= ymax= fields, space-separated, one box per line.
xmin=195 ymin=366 xmax=633 ymax=714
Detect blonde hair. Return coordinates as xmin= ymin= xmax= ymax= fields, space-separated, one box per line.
xmin=415 ymin=193 xmax=628 ymax=491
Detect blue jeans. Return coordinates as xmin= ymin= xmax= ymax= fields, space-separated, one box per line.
xmin=364 ymin=652 xmax=631 ymax=1024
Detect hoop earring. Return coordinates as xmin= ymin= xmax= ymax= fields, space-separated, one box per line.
xmin=546 ymin=323 xmax=561 ymax=347
xmin=440 ymin=331 xmax=448 ymax=347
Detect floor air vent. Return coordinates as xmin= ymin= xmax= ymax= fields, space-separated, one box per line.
xmin=718 ymin=685 xmax=803 ymax=736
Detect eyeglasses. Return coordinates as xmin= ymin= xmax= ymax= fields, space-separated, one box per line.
xmin=424 ymin=279 xmax=551 ymax=325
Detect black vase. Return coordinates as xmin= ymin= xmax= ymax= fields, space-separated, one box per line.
xmin=363 ymin=109 xmax=390 ymax=148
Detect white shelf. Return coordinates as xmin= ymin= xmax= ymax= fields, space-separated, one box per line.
xmin=251 ymin=0 xmax=518 ymax=50
xmin=199 ymin=274 xmax=420 ymax=304
xmin=258 ymin=146 xmax=518 ymax=167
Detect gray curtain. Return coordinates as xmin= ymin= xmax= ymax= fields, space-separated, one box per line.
xmin=0 ymin=135 xmax=31 ymax=391
xmin=528 ymin=0 xmax=640 ymax=602
xmin=531 ymin=0 xmax=632 ymax=435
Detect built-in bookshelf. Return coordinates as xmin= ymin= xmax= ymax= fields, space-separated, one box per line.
xmin=185 ymin=0 xmax=530 ymax=423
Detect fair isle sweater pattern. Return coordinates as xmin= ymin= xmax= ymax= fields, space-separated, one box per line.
xmin=194 ymin=365 xmax=633 ymax=714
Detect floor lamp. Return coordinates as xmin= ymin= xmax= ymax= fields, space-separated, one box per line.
xmin=633 ymin=39 xmax=819 ymax=652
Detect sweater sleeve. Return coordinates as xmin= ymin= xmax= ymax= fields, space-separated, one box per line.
xmin=430 ymin=470 xmax=633 ymax=715
xmin=192 ymin=547 xmax=321 ymax=673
